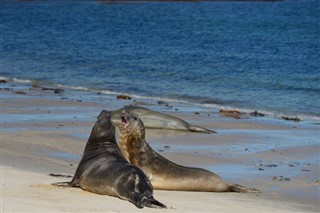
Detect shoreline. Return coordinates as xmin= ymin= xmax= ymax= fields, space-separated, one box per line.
xmin=2 ymin=76 xmax=320 ymax=123
xmin=1 ymin=79 xmax=319 ymax=212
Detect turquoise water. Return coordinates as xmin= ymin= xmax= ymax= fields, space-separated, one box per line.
xmin=1 ymin=0 xmax=319 ymax=119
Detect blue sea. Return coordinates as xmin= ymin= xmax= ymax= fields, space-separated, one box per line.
xmin=1 ymin=0 xmax=319 ymax=120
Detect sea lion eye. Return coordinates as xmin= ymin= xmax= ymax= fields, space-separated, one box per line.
xmin=133 ymin=117 xmax=137 ymax=121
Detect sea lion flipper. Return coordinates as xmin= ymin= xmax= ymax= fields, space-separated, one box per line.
xmin=146 ymin=197 xmax=167 ymax=209
xmin=131 ymin=194 xmax=166 ymax=209
xmin=51 ymin=181 xmax=74 ymax=187
xmin=229 ymin=184 xmax=260 ymax=193
xmin=189 ymin=125 xmax=217 ymax=134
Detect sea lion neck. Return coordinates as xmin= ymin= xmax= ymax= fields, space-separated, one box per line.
xmin=119 ymin=123 xmax=146 ymax=162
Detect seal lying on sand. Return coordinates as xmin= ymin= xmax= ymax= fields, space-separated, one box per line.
xmin=108 ymin=106 xmax=215 ymax=134
xmin=118 ymin=111 xmax=259 ymax=193
xmin=52 ymin=110 xmax=166 ymax=209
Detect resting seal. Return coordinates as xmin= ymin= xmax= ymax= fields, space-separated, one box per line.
xmin=52 ymin=110 xmax=166 ymax=209
xmin=108 ymin=106 xmax=215 ymax=134
xmin=118 ymin=111 xmax=259 ymax=193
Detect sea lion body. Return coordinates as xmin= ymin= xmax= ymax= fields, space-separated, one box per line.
xmin=53 ymin=111 xmax=166 ymax=209
xmin=118 ymin=111 xmax=258 ymax=193
xmin=108 ymin=106 xmax=215 ymax=133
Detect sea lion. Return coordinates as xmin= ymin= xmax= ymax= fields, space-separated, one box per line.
xmin=118 ymin=110 xmax=259 ymax=193
xmin=108 ymin=106 xmax=215 ymax=134
xmin=52 ymin=110 xmax=166 ymax=209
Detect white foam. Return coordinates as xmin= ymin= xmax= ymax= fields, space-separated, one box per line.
xmin=3 ymin=76 xmax=320 ymax=122
xmin=55 ymin=84 xmax=90 ymax=91
xmin=12 ymin=78 xmax=33 ymax=83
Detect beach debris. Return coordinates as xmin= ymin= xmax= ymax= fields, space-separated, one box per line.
xmin=54 ymin=89 xmax=63 ymax=94
xmin=282 ymin=116 xmax=300 ymax=122
xmin=0 ymin=79 xmax=7 ymax=83
xmin=194 ymin=112 xmax=200 ymax=115
xmin=272 ymin=176 xmax=291 ymax=181
xmin=41 ymin=87 xmax=64 ymax=94
xmin=256 ymin=163 xmax=277 ymax=170
xmin=157 ymin=101 xmax=169 ymax=106
xmin=15 ymin=91 xmax=27 ymax=95
xmin=31 ymin=81 xmax=41 ymax=88
xmin=49 ymin=173 xmax=73 ymax=178
xmin=219 ymin=108 xmax=243 ymax=119
xmin=131 ymin=101 xmax=153 ymax=106
xmin=117 ymin=94 xmax=132 ymax=100
xmin=250 ymin=111 xmax=265 ymax=117
xmin=0 ymin=88 xmax=11 ymax=91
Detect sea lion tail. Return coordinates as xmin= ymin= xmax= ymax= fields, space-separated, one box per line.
xmin=229 ymin=184 xmax=260 ymax=193
xmin=189 ymin=125 xmax=217 ymax=134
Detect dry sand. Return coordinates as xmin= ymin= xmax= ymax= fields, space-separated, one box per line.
xmin=1 ymin=81 xmax=319 ymax=212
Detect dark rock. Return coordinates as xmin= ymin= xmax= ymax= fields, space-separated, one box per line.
xmin=250 ymin=111 xmax=265 ymax=117
xmin=54 ymin=89 xmax=64 ymax=94
xmin=117 ymin=95 xmax=132 ymax=100
xmin=272 ymin=176 xmax=291 ymax=181
xmin=15 ymin=91 xmax=27 ymax=95
xmin=282 ymin=116 xmax=300 ymax=122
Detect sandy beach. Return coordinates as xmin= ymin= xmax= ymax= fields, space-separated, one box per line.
xmin=1 ymin=80 xmax=319 ymax=212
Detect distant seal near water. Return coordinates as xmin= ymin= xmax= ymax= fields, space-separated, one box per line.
xmin=108 ymin=106 xmax=215 ymax=134
xmin=52 ymin=110 xmax=166 ymax=209
xmin=118 ymin=110 xmax=259 ymax=193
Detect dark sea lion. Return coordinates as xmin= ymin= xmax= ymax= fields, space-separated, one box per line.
xmin=118 ymin=111 xmax=259 ymax=193
xmin=52 ymin=110 xmax=166 ymax=209
xmin=108 ymin=106 xmax=216 ymax=134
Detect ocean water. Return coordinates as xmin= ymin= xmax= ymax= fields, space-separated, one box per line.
xmin=1 ymin=0 xmax=319 ymax=120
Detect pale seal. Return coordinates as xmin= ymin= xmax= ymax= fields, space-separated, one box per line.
xmin=52 ymin=110 xmax=166 ymax=209
xmin=118 ymin=111 xmax=259 ymax=193
xmin=108 ymin=106 xmax=215 ymax=133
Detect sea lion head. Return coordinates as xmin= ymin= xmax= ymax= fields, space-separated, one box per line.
xmin=88 ymin=110 xmax=116 ymax=143
xmin=118 ymin=110 xmax=145 ymax=140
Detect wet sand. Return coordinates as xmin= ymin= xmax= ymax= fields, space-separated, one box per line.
xmin=1 ymin=80 xmax=319 ymax=212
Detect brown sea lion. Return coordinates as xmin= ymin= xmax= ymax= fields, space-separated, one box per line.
xmin=118 ymin=110 xmax=259 ymax=193
xmin=52 ymin=110 xmax=166 ymax=209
